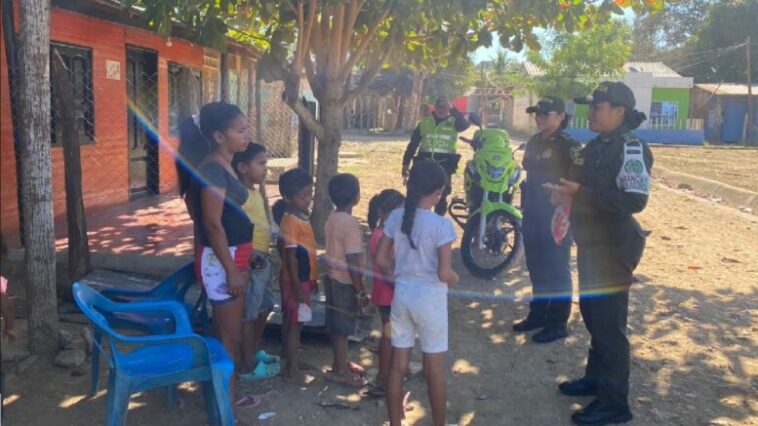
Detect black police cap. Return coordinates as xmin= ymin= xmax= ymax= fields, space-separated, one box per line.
xmin=574 ymin=81 xmax=636 ymax=110
xmin=526 ymin=96 xmax=566 ymax=114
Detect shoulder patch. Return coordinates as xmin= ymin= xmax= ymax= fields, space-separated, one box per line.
xmin=616 ymin=142 xmax=650 ymax=195
xmin=570 ymin=145 xmax=584 ymax=165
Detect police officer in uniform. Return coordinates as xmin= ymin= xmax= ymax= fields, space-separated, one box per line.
xmin=544 ymin=82 xmax=652 ymax=425
xmin=402 ymin=97 xmax=470 ymax=215
xmin=513 ymin=96 xmax=581 ymax=344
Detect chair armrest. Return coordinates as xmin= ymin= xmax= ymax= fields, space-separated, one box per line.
xmin=101 ymin=287 xmax=155 ymax=302
xmin=108 ymin=300 xmax=193 ymax=335
xmin=116 ymin=333 xmax=215 ymax=367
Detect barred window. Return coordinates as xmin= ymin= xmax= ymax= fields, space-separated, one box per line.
xmin=168 ymin=63 xmax=203 ymax=136
xmin=50 ymin=42 xmax=95 ymax=146
xmin=650 ymin=101 xmax=679 ymax=130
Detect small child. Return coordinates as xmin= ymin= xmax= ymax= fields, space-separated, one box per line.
xmin=232 ymin=143 xmax=280 ymax=381
xmin=274 ymin=168 xmax=317 ymax=385
xmin=324 ymin=174 xmax=369 ymax=388
xmin=377 ymin=161 xmax=459 ymax=426
xmin=366 ymin=189 xmax=405 ymax=397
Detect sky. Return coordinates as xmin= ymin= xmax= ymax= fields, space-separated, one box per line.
xmin=472 ymin=7 xmax=635 ymax=64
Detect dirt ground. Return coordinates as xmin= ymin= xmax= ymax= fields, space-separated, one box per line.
xmin=651 ymin=145 xmax=758 ymax=193
xmin=1 ymin=134 xmax=757 ymax=425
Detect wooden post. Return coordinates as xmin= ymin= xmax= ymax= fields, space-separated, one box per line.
xmin=2 ymin=0 xmax=25 ymax=243
xmin=52 ymin=49 xmax=91 ymax=283
xmin=220 ymin=53 xmax=229 ymax=102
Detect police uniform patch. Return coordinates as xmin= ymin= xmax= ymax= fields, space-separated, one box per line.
xmin=616 ymin=143 xmax=649 ymax=194
xmin=570 ymin=145 xmax=584 ymax=166
xmin=541 ymin=149 xmax=553 ymax=159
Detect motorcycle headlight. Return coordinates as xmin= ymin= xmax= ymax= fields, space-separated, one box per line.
xmin=486 ymin=165 xmax=506 ymax=179
xmin=508 ymin=169 xmax=521 ymax=185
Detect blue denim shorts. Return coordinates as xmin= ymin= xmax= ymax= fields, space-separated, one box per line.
xmin=244 ymin=252 xmax=275 ymax=320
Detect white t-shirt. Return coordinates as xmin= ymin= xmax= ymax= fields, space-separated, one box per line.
xmin=383 ymin=208 xmax=457 ymax=289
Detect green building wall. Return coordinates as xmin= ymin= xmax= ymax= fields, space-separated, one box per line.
xmin=651 ymin=87 xmax=690 ymax=128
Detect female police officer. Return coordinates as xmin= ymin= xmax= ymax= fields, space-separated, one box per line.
xmin=513 ymin=96 xmax=581 ymax=344
xmin=544 ymin=82 xmax=652 ymax=425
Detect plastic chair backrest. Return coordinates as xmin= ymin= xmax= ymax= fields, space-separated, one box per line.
xmin=152 ymin=262 xmax=196 ymax=300
xmin=73 ymin=283 xmax=123 ymax=368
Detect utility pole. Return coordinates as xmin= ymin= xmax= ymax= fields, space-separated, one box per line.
xmin=747 ymin=36 xmax=754 ymax=144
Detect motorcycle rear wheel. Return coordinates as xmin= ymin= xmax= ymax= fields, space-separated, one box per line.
xmin=461 ymin=210 xmax=522 ymax=279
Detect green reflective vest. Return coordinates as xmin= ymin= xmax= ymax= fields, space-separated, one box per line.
xmin=419 ymin=116 xmax=458 ymax=154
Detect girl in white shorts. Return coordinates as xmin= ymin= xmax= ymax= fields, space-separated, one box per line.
xmin=377 ymin=160 xmax=460 ymax=426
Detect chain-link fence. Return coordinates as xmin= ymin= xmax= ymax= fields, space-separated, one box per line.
xmin=1 ymin=42 xmax=302 ymax=258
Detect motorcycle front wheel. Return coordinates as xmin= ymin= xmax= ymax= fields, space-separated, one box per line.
xmin=461 ymin=210 xmax=522 ymax=279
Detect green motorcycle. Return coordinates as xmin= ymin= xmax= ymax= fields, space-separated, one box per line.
xmin=449 ymin=115 xmax=523 ymax=278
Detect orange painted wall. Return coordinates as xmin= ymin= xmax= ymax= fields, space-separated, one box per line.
xmin=0 ymin=5 xmax=205 ymax=238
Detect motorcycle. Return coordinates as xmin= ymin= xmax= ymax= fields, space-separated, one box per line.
xmin=448 ymin=114 xmax=523 ymax=278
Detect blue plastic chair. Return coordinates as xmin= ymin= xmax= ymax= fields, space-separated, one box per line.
xmin=90 ymin=262 xmax=209 ymax=396
xmin=72 ymin=283 xmax=233 ymax=426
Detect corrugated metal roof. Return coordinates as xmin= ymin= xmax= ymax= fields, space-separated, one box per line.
xmin=695 ymin=83 xmax=758 ymax=96
xmin=623 ymin=62 xmax=682 ymax=77
xmin=522 ymin=61 xmax=545 ymax=76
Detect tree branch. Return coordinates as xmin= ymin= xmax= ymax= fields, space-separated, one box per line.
xmin=339 ymin=6 xmax=390 ymax=81
xmin=300 ymin=0 xmax=317 ymax=66
xmin=329 ymin=3 xmax=345 ymax=77
xmin=340 ymin=41 xmax=394 ymax=107
xmin=293 ymin=1 xmax=305 ymax=71
xmin=288 ymin=93 xmax=326 ymax=142
xmin=341 ymin=0 xmax=362 ymax=64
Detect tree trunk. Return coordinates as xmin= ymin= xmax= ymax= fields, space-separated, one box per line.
xmin=52 ymin=50 xmax=91 ymax=285
xmin=18 ymin=0 xmax=59 ymax=355
xmin=310 ymin=90 xmax=342 ymax=241
xmin=396 ymin=93 xmax=407 ymax=131
xmin=403 ymin=71 xmax=425 ymax=131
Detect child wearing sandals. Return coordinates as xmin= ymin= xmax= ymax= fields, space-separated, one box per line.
xmin=377 ymin=161 xmax=460 ymax=426
xmin=272 ymin=168 xmax=317 ymax=385
xmin=366 ymin=189 xmax=405 ymax=397
xmin=232 ymin=143 xmax=281 ymax=381
xmin=324 ymin=174 xmax=370 ymax=388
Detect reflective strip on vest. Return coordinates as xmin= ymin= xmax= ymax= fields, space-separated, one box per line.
xmin=419 ymin=116 xmax=457 ymax=154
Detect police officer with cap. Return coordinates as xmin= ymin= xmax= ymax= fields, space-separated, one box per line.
xmin=544 ymin=81 xmax=653 ymax=425
xmin=513 ymin=96 xmax=581 ymax=344
xmin=402 ymin=97 xmax=470 ymax=215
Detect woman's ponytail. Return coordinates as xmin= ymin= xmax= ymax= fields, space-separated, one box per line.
xmin=176 ymin=115 xmax=211 ymax=197
xmin=401 ymin=189 xmax=420 ymax=249
xmin=624 ymin=109 xmax=647 ymax=130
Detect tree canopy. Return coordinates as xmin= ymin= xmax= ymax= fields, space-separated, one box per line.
xmin=123 ymin=0 xmax=668 ymax=235
xmin=526 ymin=20 xmax=633 ymax=99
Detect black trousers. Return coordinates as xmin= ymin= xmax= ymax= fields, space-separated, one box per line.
xmin=580 ymin=287 xmax=630 ymax=409
xmin=522 ymin=212 xmax=572 ymax=327
xmin=575 ymin=230 xmax=645 ymax=409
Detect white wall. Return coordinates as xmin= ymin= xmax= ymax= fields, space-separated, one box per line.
xmin=623 ymin=72 xmax=654 ymax=128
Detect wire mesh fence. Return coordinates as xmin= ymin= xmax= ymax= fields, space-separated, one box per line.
xmin=2 ymin=44 xmax=301 ymax=258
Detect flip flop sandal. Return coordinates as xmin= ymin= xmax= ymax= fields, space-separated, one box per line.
xmin=235 ymin=394 xmax=262 ymax=409
xmin=346 ymin=362 xmax=367 ymax=377
xmin=239 ymin=361 xmax=280 ymax=381
xmin=255 ymin=349 xmax=280 ymax=364
xmin=324 ymin=371 xmax=368 ymax=389
xmin=362 ymin=381 xmax=386 ymax=397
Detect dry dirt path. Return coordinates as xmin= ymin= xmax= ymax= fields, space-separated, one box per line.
xmin=2 ymin=138 xmax=756 ymax=425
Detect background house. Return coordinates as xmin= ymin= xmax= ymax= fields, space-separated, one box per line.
xmin=691 ymin=83 xmax=758 ymax=143
xmin=503 ymin=61 xmax=703 ymax=145
xmin=0 ymin=0 xmax=299 ymax=239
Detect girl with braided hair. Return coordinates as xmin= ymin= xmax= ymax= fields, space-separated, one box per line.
xmin=376 ymin=160 xmax=460 ymax=426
